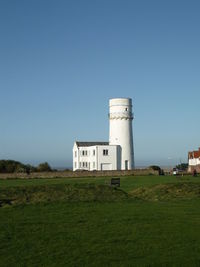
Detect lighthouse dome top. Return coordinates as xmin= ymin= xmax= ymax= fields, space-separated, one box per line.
xmin=109 ymin=98 xmax=132 ymax=107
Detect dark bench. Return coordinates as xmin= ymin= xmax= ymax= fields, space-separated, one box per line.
xmin=111 ymin=178 xmax=120 ymax=187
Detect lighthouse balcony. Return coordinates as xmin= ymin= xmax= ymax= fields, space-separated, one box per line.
xmin=108 ymin=111 xmax=133 ymax=120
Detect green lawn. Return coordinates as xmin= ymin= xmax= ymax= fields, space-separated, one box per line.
xmin=1 ymin=175 xmax=200 ymax=266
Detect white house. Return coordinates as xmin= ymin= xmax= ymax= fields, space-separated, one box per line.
xmin=188 ymin=148 xmax=200 ymax=172
xmin=73 ymin=142 xmax=120 ymax=171
xmin=73 ymin=98 xmax=134 ymax=171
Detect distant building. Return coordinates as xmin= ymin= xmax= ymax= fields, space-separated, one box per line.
xmin=72 ymin=98 xmax=135 ymax=171
xmin=188 ymin=148 xmax=200 ymax=172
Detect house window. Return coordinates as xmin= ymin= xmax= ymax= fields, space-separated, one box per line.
xmin=103 ymin=149 xmax=108 ymax=156
xmin=75 ymin=151 xmax=77 ymax=157
xmin=74 ymin=162 xmax=77 ymax=168
xmin=82 ymin=162 xmax=88 ymax=168
xmin=93 ymin=162 xmax=95 ymax=168
xmin=82 ymin=150 xmax=87 ymax=156
xmin=93 ymin=150 xmax=95 ymax=156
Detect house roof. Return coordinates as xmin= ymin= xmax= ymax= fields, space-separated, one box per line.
xmin=75 ymin=141 xmax=109 ymax=147
xmin=188 ymin=148 xmax=200 ymax=159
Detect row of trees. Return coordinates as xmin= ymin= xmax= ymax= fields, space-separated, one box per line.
xmin=0 ymin=160 xmax=52 ymax=173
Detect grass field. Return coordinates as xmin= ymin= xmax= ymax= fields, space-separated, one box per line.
xmin=1 ymin=175 xmax=200 ymax=266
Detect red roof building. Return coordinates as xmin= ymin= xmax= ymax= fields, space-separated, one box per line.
xmin=188 ymin=148 xmax=200 ymax=172
xmin=188 ymin=148 xmax=200 ymax=159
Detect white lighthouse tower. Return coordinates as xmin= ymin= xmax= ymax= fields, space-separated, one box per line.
xmin=109 ymin=98 xmax=134 ymax=170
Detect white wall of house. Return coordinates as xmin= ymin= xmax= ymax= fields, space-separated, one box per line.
xmin=96 ymin=145 xmax=118 ymax=171
xmin=73 ymin=143 xmax=97 ymax=171
xmin=189 ymin=158 xmax=200 ymax=166
xmin=73 ymin=143 xmax=119 ymax=171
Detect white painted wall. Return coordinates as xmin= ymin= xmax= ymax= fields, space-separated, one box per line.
xmin=73 ymin=143 xmax=97 ymax=171
xmin=109 ymin=98 xmax=134 ymax=170
xmin=96 ymin=145 xmax=118 ymax=171
xmin=189 ymin=158 xmax=200 ymax=166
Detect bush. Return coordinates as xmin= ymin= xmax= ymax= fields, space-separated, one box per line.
xmin=0 ymin=160 xmax=27 ymax=173
xmin=37 ymin=162 xmax=52 ymax=172
xmin=0 ymin=160 xmax=53 ymax=173
xmin=149 ymin=165 xmax=164 ymax=176
xmin=149 ymin=165 xmax=161 ymax=171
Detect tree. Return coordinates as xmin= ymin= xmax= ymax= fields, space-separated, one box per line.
xmin=0 ymin=160 xmax=27 ymax=173
xmin=149 ymin=165 xmax=164 ymax=175
xmin=37 ymin=162 xmax=52 ymax=172
xmin=149 ymin=165 xmax=161 ymax=171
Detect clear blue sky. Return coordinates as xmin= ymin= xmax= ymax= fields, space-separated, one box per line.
xmin=0 ymin=0 xmax=200 ymax=168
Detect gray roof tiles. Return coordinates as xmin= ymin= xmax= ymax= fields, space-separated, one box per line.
xmin=75 ymin=141 xmax=109 ymax=147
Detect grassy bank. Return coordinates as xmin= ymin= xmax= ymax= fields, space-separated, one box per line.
xmin=0 ymin=174 xmax=199 ymax=190
xmin=1 ymin=175 xmax=200 ymax=266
